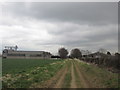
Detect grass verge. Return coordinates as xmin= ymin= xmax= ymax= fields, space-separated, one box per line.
xmin=76 ymin=60 xmax=118 ymax=88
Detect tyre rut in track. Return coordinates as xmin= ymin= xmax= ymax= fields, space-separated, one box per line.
xmin=70 ymin=61 xmax=77 ymax=88
xmin=38 ymin=63 xmax=68 ymax=88
xmin=53 ymin=65 xmax=68 ymax=88
xmin=34 ymin=64 xmax=67 ymax=88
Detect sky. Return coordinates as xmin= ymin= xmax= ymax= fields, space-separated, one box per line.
xmin=0 ymin=2 xmax=118 ymax=55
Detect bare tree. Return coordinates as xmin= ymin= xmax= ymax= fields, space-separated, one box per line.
xmin=115 ymin=52 xmax=120 ymax=56
xmin=98 ymin=48 xmax=107 ymax=54
xmin=107 ymin=51 xmax=111 ymax=55
xmin=81 ymin=50 xmax=92 ymax=55
xmin=58 ymin=48 xmax=68 ymax=59
xmin=15 ymin=45 xmax=18 ymax=51
xmin=70 ymin=48 xmax=82 ymax=59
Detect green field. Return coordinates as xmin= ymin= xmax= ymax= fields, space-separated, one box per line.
xmin=2 ymin=58 xmax=62 ymax=74
xmin=2 ymin=59 xmax=119 ymax=88
xmin=2 ymin=58 xmax=65 ymax=88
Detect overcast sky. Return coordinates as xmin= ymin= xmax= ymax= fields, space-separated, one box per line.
xmin=0 ymin=2 xmax=118 ymax=54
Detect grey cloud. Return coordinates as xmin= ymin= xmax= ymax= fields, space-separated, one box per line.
xmin=39 ymin=24 xmax=117 ymax=52
xmin=3 ymin=2 xmax=118 ymax=25
xmin=0 ymin=2 xmax=118 ymax=54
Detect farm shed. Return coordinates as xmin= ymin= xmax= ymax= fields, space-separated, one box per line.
xmin=2 ymin=46 xmax=51 ymax=59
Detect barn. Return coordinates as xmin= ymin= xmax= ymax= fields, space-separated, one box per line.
xmin=2 ymin=46 xmax=52 ymax=59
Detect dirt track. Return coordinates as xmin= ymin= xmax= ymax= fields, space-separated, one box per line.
xmin=70 ymin=61 xmax=77 ymax=88
xmin=53 ymin=65 xmax=68 ymax=88
xmin=37 ymin=59 xmax=92 ymax=88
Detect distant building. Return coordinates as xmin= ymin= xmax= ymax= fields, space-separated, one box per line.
xmin=88 ymin=52 xmax=107 ymax=58
xmin=2 ymin=46 xmax=52 ymax=59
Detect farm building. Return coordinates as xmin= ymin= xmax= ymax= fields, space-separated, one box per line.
xmin=2 ymin=46 xmax=52 ymax=59
xmin=88 ymin=52 xmax=107 ymax=58
xmin=82 ymin=52 xmax=108 ymax=59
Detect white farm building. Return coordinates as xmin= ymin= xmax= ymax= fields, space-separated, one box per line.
xmin=2 ymin=46 xmax=52 ymax=59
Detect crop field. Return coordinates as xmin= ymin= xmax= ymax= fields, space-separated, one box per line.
xmin=2 ymin=58 xmax=119 ymax=88
xmin=2 ymin=59 xmax=63 ymax=75
xmin=2 ymin=58 xmax=65 ymax=88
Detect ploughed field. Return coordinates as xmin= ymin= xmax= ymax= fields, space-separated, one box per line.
xmin=2 ymin=59 xmax=119 ymax=88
